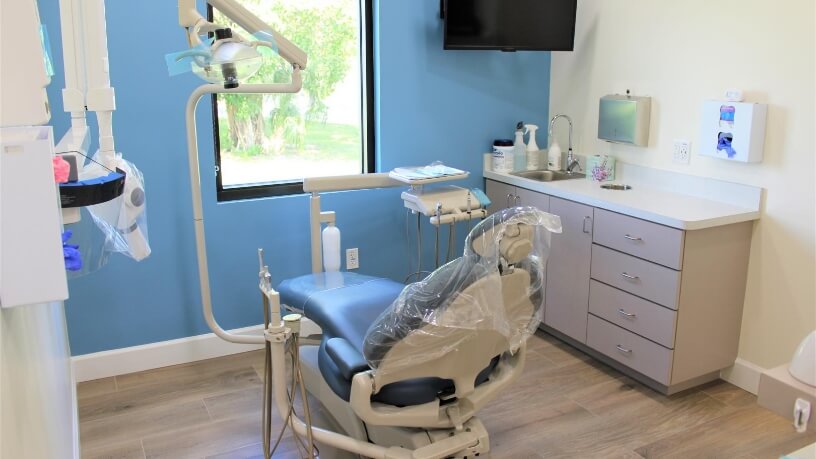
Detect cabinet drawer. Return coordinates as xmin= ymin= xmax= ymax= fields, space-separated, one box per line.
xmin=591 ymin=245 xmax=681 ymax=309
xmin=514 ymin=187 xmax=550 ymax=212
xmin=589 ymin=280 xmax=677 ymax=348
xmin=587 ymin=315 xmax=673 ymax=384
xmin=485 ymin=180 xmax=516 ymax=213
xmin=593 ymin=209 xmax=684 ymax=269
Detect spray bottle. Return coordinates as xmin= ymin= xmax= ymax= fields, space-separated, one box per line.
xmin=513 ymin=121 xmax=527 ymax=171
xmin=525 ymin=124 xmax=541 ymax=170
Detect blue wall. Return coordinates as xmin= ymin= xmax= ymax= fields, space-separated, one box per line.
xmin=40 ymin=1 xmax=551 ymax=355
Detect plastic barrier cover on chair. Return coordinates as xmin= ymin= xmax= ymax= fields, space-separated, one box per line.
xmin=362 ymin=207 xmax=562 ymax=378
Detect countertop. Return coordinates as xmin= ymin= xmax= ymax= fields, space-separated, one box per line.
xmin=484 ymin=170 xmax=761 ymax=230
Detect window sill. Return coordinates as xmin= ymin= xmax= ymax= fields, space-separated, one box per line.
xmin=217 ymin=181 xmax=305 ymax=202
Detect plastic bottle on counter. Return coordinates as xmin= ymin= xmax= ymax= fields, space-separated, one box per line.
xmin=513 ymin=122 xmax=527 ymax=171
xmin=525 ymin=124 xmax=541 ymax=170
xmin=492 ymin=139 xmax=514 ymax=173
xmin=548 ymin=139 xmax=562 ymax=171
xmin=322 ymin=223 xmax=341 ymax=271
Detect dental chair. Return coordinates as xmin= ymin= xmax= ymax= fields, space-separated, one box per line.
xmin=276 ymin=207 xmax=561 ymax=458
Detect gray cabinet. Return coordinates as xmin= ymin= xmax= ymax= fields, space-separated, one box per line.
xmin=484 ymin=176 xmax=754 ymax=395
xmin=593 ymin=208 xmax=685 ymax=270
xmin=485 ymin=179 xmax=549 ymax=213
xmin=514 ymin=187 xmax=550 ymax=211
xmin=587 ymin=315 xmax=674 ymax=384
xmin=485 ymin=180 xmax=516 ymax=214
xmin=588 ymin=280 xmax=677 ymax=348
xmin=590 ymin=245 xmax=682 ymax=309
xmin=543 ymin=197 xmax=593 ymax=343
xmin=586 ymin=217 xmax=753 ymax=393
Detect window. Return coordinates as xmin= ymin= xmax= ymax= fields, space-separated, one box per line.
xmin=209 ymin=0 xmax=374 ymax=200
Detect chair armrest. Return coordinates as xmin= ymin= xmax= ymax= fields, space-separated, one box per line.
xmin=326 ymin=337 xmax=370 ymax=380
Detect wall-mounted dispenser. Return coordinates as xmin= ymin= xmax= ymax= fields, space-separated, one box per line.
xmin=699 ymin=100 xmax=767 ymax=163
xmin=598 ymin=94 xmax=651 ymax=146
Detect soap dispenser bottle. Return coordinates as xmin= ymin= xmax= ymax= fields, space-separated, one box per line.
xmin=525 ymin=124 xmax=540 ymax=170
xmin=513 ymin=122 xmax=527 ymax=171
xmin=548 ymin=139 xmax=562 ymax=171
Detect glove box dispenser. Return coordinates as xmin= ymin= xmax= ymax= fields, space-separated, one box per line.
xmin=598 ymin=94 xmax=651 ymax=147
xmin=699 ymin=100 xmax=767 ymax=163
xmin=0 ymin=126 xmax=69 ymax=308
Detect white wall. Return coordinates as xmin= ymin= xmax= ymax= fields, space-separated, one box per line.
xmin=550 ymin=0 xmax=815 ymax=369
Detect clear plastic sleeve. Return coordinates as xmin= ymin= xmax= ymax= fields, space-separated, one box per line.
xmin=83 ymin=152 xmax=151 ymax=262
xmin=363 ymin=207 xmax=562 ymax=377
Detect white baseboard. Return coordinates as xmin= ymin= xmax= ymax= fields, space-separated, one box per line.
xmin=72 ymin=329 xmax=769 ymax=393
xmin=71 ymin=324 xmax=265 ymax=383
xmin=720 ymin=358 xmax=766 ymax=395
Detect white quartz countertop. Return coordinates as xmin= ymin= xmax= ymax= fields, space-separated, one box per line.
xmin=484 ymin=170 xmax=761 ymax=230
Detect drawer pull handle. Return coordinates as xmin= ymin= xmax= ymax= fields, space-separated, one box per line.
xmin=621 ymin=272 xmax=640 ymax=281
xmin=582 ymin=216 xmax=592 ymax=234
xmin=506 ymin=193 xmax=514 ymax=208
xmin=616 ymin=344 xmax=633 ymax=354
xmin=617 ymin=309 xmax=637 ymax=319
xmin=515 ymin=195 xmax=521 ymax=206
xmin=624 ymin=234 xmax=643 ymax=241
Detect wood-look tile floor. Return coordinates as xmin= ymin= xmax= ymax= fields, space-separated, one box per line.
xmin=78 ymin=331 xmax=816 ymax=459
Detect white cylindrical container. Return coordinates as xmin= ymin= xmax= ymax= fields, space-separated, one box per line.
xmin=548 ymin=140 xmax=563 ymax=171
xmin=492 ymin=139 xmax=514 ymax=173
xmin=322 ymin=224 xmax=341 ymax=272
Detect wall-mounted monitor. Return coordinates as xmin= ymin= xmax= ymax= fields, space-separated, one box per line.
xmin=443 ymin=0 xmax=578 ymax=51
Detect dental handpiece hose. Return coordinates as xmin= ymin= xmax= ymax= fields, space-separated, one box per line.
xmin=435 ymin=202 xmax=442 ymax=268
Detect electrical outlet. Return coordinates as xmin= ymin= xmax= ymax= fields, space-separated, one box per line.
xmin=794 ymin=398 xmax=811 ymax=433
xmin=672 ymin=139 xmax=691 ymax=164
xmin=346 ymin=248 xmax=359 ymax=270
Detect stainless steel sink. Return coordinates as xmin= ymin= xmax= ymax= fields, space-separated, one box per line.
xmin=511 ymin=170 xmax=586 ymax=182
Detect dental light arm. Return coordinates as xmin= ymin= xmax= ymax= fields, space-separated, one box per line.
xmin=180 ymin=0 xmax=306 ymax=345
xmin=177 ymin=0 xmax=307 ymax=71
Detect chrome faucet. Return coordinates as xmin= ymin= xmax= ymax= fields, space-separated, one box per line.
xmin=549 ymin=114 xmax=581 ymax=173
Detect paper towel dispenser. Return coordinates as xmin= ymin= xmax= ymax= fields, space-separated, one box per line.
xmin=598 ymin=94 xmax=651 ymax=146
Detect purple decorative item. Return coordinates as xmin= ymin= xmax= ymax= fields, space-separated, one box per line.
xmin=62 ymin=230 xmax=82 ymax=271
xmin=592 ymin=166 xmax=608 ymax=181
xmin=586 ymin=155 xmax=616 ymax=182
xmin=591 ymin=157 xmax=609 ymax=181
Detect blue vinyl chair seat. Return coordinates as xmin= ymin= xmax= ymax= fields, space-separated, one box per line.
xmin=278 ymin=272 xmax=496 ymax=406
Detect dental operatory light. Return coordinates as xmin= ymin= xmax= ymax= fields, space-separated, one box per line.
xmin=192 ymin=28 xmax=262 ymax=88
xmin=174 ymin=0 xmax=307 ymax=88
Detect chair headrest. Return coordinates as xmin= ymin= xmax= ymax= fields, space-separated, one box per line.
xmin=468 ymin=206 xmax=561 ymax=264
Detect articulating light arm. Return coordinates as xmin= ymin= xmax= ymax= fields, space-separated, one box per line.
xmin=177 ymin=0 xmax=307 ymax=70
xmin=178 ymin=0 xmax=308 ymax=345
xmin=207 ymin=0 xmax=307 ymax=70
xmin=185 ymin=81 xmax=302 ymax=346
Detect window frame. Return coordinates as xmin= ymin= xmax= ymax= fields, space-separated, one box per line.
xmin=209 ymin=0 xmax=376 ymax=202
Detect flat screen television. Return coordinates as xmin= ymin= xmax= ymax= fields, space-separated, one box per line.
xmin=443 ymin=0 xmax=578 ymax=51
